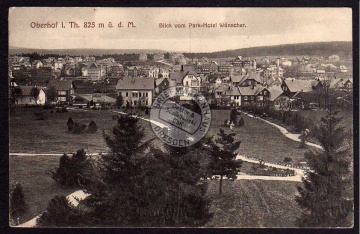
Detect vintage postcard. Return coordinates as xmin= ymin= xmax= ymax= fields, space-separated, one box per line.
xmin=8 ymin=7 xmax=355 ymax=228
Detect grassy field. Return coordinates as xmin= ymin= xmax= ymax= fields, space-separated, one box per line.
xmin=205 ymin=180 xmax=302 ymax=227
xmin=9 ymin=107 xmax=310 ymax=227
xmin=10 ymin=108 xmax=312 ymax=164
xmin=208 ymin=110 xmax=309 ymax=165
xmin=9 ymin=155 xmax=76 ymax=224
xmin=10 ymin=108 xmax=119 ymax=154
xmin=296 ymin=109 xmax=353 ymax=130
xmin=9 ymin=154 xmax=302 ymax=227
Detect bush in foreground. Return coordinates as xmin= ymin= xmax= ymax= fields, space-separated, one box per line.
xmin=51 ymin=149 xmax=93 ymax=188
xmin=10 ymin=183 xmax=28 ymax=220
xmin=37 ymin=195 xmax=84 ymax=227
xmin=87 ymin=121 xmax=98 ymax=133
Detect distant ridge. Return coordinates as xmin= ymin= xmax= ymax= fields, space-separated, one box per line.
xmin=9 ymin=41 xmax=352 ymax=57
xmin=9 ymin=47 xmax=167 ymax=56
xmin=184 ymin=41 xmax=352 ymax=58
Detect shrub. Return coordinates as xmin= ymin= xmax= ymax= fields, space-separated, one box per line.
xmin=34 ymin=111 xmax=48 ymax=120
xmin=42 ymin=103 xmax=54 ymax=110
xmin=144 ymin=108 xmax=149 ymax=115
xmin=67 ymin=118 xmax=74 ymax=131
xmin=81 ymin=124 xmax=87 ymax=132
xmin=36 ymin=195 xmax=84 ymax=227
xmin=284 ymin=157 xmax=293 ymax=163
xmin=51 ymin=149 xmax=93 ymax=188
xmin=10 ymin=183 xmax=28 ymax=219
xmin=238 ymin=117 xmax=245 ymax=127
xmin=72 ymin=122 xmax=86 ymax=134
xmin=87 ymin=121 xmax=98 ymax=133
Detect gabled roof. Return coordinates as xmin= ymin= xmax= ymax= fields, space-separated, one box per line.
xmin=247 ymin=73 xmax=263 ymax=83
xmin=169 ymin=71 xmax=185 ymax=84
xmin=116 ymin=77 xmax=155 ymax=90
xmin=18 ymin=86 xmax=41 ymax=96
xmin=155 ymin=77 xmax=169 ymax=86
xmin=88 ymin=62 xmax=98 ymax=69
xmin=284 ymin=79 xmax=319 ymax=93
xmin=77 ymin=94 xmax=116 ymax=103
xmin=230 ymin=74 xmax=247 ymax=83
xmin=267 ymin=85 xmax=284 ymax=101
xmin=225 ymin=87 xmax=241 ymax=96
xmin=239 ymin=85 xmax=266 ymax=96
xmin=215 ymin=84 xmax=230 ymax=92
xmin=48 ymin=80 xmax=74 ymax=90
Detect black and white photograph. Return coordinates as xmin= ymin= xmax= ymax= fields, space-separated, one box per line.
xmin=7 ymin=7 xmax=356 ymax=228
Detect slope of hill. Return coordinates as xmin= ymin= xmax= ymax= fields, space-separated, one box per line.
xmin=9 ymin=47 xmax=166 ymax=56
xmin=9 ymin=41 xmax=352 ymax=58
xmin=183 ymin=41 xmax=352 ymax=59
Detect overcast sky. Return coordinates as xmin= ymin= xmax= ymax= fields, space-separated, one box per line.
xmin=9 ymin=7 xmax=352 ymax=53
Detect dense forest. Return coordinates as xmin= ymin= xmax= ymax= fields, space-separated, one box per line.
xmin=11 ymin=41 xmax=352 ymax=60
xmin=183 ymin=41 xmax=352 ymax=59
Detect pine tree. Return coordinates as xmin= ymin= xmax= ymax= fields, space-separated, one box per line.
xmin=83 ymin=113 xmax=157 ymax=226
xmin=295 ymin=108 xmax=353 ymax=227
xmin=30 ymin=87 xmax=40 ymax=105
xmin=208 ymin=128 xmax=242 ymax=195
xmin=67 ymin=117 xmax=74 ymax=131
xmin=153 ymin=140 xmax=213 ymax=226
xmin=116 ymin=95 xmax=124 ymax=109
xmin=10 ymin=183 xmax=28 ymax=219
xmin=37 ymin=195 xmax=84 ymax=227
xmin=82 ymin=113 xmax=212 ymax=227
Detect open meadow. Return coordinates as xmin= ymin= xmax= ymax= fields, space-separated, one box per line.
xmin=9 ymin=107 xmax=343 ymax=226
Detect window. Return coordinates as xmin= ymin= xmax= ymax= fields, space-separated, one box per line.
xmin=59 ymin=97 xmax=66 ymax=102
xmin=186 ymin=81 xmax=189 ymax=86
xmin=258 ymin=96 xmax=263 ymax=101
xmin=139 ymin=93 xmax=142 ymax=97
xmin=244 ymin=96 xmax=248 ymax=100
xmin=146 ymin=100 xmax=148 ymax=105
xmin=126 ymin=92 xmax=128 ymax=97
xmin=251 ymin=96 xmax=254 ymax=100
xmin=58 ymin=91 xmax=66 ymax=95
xmin=264 ymin=91 xmax=267 ymax=95
xmin=132 ymin=93 xmax=138 ymax=98
xmin=145 ymin=93 xmax=148 ymax=97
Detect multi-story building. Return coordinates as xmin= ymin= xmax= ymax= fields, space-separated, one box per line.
xmin=116 ymin=77 xmax=155 ymax=107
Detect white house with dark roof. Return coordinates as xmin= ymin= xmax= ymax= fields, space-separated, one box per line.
xmin=82 ymin=62 xmax=105 ymax=81
xmin=225 ymin=86 xmax=242 ymax=106
xmin=169 ymin=65 xmax=202 ymax=91
xmin=116 ymin=77 xmax=155 ymax=107
xmin=17 ymin=86 xmax=46 ymax=105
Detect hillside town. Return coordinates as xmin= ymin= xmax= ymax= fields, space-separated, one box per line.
xmin=7 ymin=5 xmax=356 ymax=229
xmin=8 ymin=52 xmax=353 ymax=110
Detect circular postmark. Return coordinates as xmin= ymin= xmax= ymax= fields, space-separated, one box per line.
xmin=150 ymin=86 xmax=211 ymax=147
